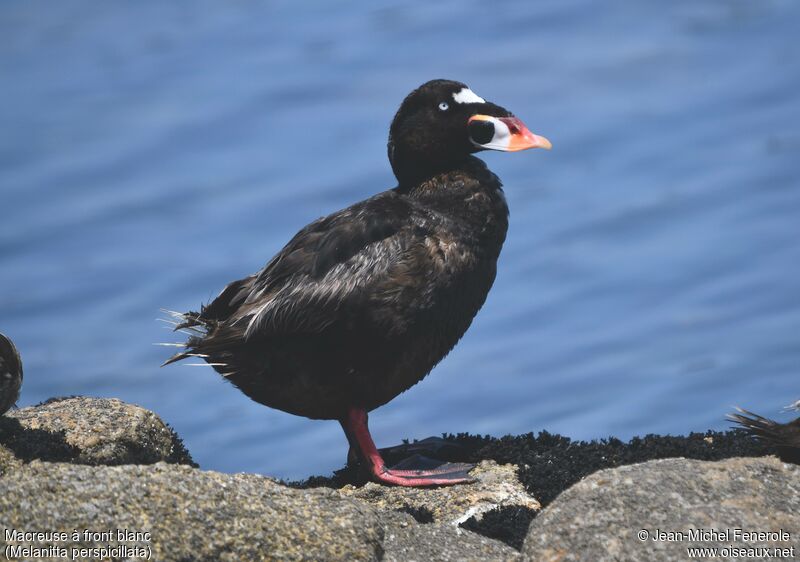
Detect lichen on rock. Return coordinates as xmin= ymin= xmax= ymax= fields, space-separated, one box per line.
xmin=1 ymin=396 xmax=193 ymax=466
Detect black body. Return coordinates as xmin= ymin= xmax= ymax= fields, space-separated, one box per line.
xmin=0 ymin=332 xmax=23 ymax=415
xmin=167 ymin=80 xmax=521 ymax=420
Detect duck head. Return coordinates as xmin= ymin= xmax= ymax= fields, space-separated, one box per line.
xmin=388 ymin=79 xmax=551 ymax=185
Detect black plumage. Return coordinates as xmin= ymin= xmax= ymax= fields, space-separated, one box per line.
xmin=0 ymin=332 xmax=23 ymax=415
xmin=169 ymin=165 xmax=506 ymax=419
xmin=165 ymin=79 xmax=551 ymax=485
xmin=729 ymin=407 xmax=800 ymax=464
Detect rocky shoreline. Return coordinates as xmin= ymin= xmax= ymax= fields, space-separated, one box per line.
xmin=1 ymin=397 xmax=797 ymax=561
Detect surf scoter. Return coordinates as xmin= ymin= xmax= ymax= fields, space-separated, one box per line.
xmin=729 ymin=404 xmax=800 ymax=464
xmin=0 ymin=332 xmax=22 ymax=415
xmin=164 ymin=79 xmax=551 ymax=486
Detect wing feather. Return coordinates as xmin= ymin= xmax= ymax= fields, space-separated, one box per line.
xmin=197 ymin=190 xmax=433 ymax=342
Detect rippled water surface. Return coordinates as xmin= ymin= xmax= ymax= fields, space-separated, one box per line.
xmin=2 ymin=1 xmax=798 ymax=479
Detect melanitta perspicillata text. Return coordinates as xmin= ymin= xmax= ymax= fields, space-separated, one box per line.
xmin=0 ymin=332 xmax=22 ymax=415
xmin=729 ymin=404 xmax=800 ymax=464
xmin=164 ymin=79 xmax=551 ymax=486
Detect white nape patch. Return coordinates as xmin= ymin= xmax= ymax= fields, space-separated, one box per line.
xmin=452 ymin=87 xmax=485 ymax=105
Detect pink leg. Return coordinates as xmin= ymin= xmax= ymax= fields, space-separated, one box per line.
xmin=340 ymin=407 xmax=475 ymax=487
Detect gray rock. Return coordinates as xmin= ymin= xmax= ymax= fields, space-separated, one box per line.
xmin=0 ymin=460 xmax=520 ymax=562
xmin=0 ymin=397 xmax=529 ymax=560
xmin=0 ymin=461 xmax=384 ymax=562
xmin=2 ymin=396 xmax=193 ymax=466
xmin=338 ymin=460 xmax=540 ymax=525
xmin=522 ymin=456 xmax=800 ymax=562
xmin=0 ymin=444 xmax=22 ymax=476
xmin=7 ymin=397 xmax=792 ymax=561
xmin=380 ymin=511 xmax=519 ymax=562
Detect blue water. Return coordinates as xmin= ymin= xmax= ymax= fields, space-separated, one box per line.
xmin=1 ymin=1 xmax=798 ymax=480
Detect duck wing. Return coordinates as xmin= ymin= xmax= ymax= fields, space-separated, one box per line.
xmin=165 ymin=190 xmax=438 ymax=362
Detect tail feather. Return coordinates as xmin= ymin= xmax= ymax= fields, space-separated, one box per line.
xmin=728 ymin=407 xmax=780 ymax=442
xmin=784 ymin=399 xmax=800 ymax=413
xmin=159 ymin=309 xmax=213 ymax=367
xmin=162 ymin=350 xmax=192 ymax=367
xmin=729 ymin=406 xmax=800 ymax=464
xmin=158 ymin=308 xmax=239 ymax=379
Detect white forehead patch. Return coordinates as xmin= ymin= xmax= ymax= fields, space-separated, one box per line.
xmin=452 ymin=87 xmax=485 ymax=105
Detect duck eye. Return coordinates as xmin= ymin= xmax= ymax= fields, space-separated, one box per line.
xmin=438 ymin=102 xmax=449 ymax=111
